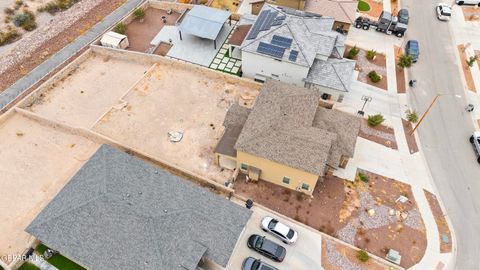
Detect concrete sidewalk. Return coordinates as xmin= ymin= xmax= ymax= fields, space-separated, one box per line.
xmin=0 ymin=0 xmax=144 ymax=111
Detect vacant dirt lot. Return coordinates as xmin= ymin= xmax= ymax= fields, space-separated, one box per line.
xmin=23 ymin=52 xmax=151 ymax=128
xmin=0 ymin=112 xmax=99 ymax=264
xmin=93 ymin=62 xmax=260 ymax=184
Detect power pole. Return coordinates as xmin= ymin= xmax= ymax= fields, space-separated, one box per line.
xmin=410 ymin=94 xmax=440 ymax=135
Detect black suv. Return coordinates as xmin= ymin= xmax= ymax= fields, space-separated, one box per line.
xmin=247 ymin=234 xmax=286 ymax=262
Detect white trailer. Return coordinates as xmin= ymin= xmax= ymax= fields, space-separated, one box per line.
xmin=100 ymin=31 xmax=129 ymax=49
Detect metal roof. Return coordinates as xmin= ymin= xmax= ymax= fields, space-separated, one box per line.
xmin=26 ymin=144 xmax=251 ymax=270
xmin=179 ymin=6 xmax=231 ymax=40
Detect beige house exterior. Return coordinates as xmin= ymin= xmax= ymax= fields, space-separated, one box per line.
xmin=214 ymin=80 xmax=361 ymax=196
xmin=250 ymin=0 xmax=306 ymax=15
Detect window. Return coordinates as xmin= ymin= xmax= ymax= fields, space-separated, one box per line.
xmin=301 ymin=183 xmax=310 ymax=190
xmin=240 ymin=163 xmax=248 ymax=170
xmin=282 ymin=177 xmax=290 ymax=184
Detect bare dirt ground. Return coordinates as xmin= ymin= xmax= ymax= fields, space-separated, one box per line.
xmin=322 ymin=238 xmax=399 ymax=270
xmin=461 ymin=6 xmax=480 ymax=21
xmin=234 ymin=168 xmax=426 ymax=269
xmin=0 ymin=0 xmax=127 ymax=92
xmin=458 ymin=44 xmax=476 ymax=92
xmin=394 ymin=46 xmax=406 ymax=94
xmin=424 ymin=190 xmax=452 ymax=253
xmin=401 ymin=118 xmax=418 ymax=154
xmin=153 ymin=42 xmax=172 ymax=56
xmin=0 ymin=112 xmax=99 ymax=265
xmin=345 ymin=45 xmax=388 ymax=91
xmin=92 ymin=62 xmax=261 ymax=184
xmin=125 ymin=8 xmax=180 ymax=53
xmin=358 ymin=119 xmax=398 ymax=150
xmin=23 ymin=52 xmax=151 ymax=128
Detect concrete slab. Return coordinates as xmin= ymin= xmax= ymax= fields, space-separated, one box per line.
xmin=155 ymin=24 xmax=234 ymax=67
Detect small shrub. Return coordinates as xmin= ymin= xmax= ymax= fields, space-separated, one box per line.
xmin=357 ymin=250 xmax=370 ymax=262
xmin=367 ymin=114 xmax=385 ymax=127
xmin=358 ymin=172 xmax=369 ymax=183
xmin=0 ymin=29 xmax=20 ymax=46
xmin=15 ymin=0 xmax=24 ymax=6
xmin=133 ymin=8 xmax=145 ymax=20
xmin=347 ymin=45 xmax=360 ymax=59
xmin=398 ymin=54 xmax=413 ymax=68
xmin=113 ymin=22 xmax=126 ymax=34
xmin=366 ymin=50 xmax=376 ymax=60
xmin=38 ymin=0 xmax=79 ymax=14
xmin=13 ymin=13 xmax=28 ymax=26
xmin=13 ymin=10 xmax=36 ymax=31
xmin=368 ymin=70 xmax=381 ymax=83
xmin=4 ymin=7 xmax=15 ymax=15
xmin=466 ymin=55 xmax=478 ymax=68
xmin=405 ymin=109 xmax=418 ymax=123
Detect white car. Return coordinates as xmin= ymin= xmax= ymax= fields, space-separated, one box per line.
xmin=261 ymin=216 xmax=298 ymax=244
xmin=456 ymin=0 xmax=480 ymax=6
xmin=436 ymin=3 xmax=452 ymax=21
xmin=469 ymin=131 xmax=480 ymax=163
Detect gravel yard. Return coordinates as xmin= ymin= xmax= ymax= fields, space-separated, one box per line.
xmin=358 ymin=119 xmax=398 ymax=150
xmin=0 ymin=0 xmax=127 ymax=92
xmin=234 ymin=168 xmax=427 ymax=269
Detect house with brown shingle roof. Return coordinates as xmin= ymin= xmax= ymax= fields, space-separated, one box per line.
xmin=304 ymin=0 xmax=358 ymax=33
xmin=214 ymin=80 xmax=361 ymax=195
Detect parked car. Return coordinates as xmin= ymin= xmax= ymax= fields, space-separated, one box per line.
xmin=398 ymin=9 xmax=409 ymax=24
xmin=261 ymin=216 xmax=298 ymax=244
xmin=436 ymin=3 xmax=452 ymax=21
xmin=247 ymin=234 xmax=286 ymax=262
xmin=242 ymin=257 xmax=278 ymax=270
xmin=405 ymin=40 xmax=420 ymax=63
xmin=455 ymin=0 xmax=480 ymax=6
xmin=469 ymin=131 xmax=480 ymax=163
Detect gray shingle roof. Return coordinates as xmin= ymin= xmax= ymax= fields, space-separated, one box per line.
xmin=305 ymin=57 xmax=356 ymax=92
xmin=234 ymin=80 xmax=360 ymax=175
xmin=178 ymin=6 xmax=231 ymax=40
xmin=240 ymin=5 xmax=345 ymax=67
xmin=26 ymin=145 xmax=251 ymax=270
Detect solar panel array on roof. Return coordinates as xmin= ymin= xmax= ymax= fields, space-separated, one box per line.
xmin=257 ymin=42 xmax=285 ymax=59
xmin=271 ymin=35 xmax=292 ymax=48
xmin=246 ymin=10 xmax=269 ymax=40
xmin=289 ymin=50 xmax=299 ymax=62
xmin=260 ymin=11 xmax=278 ymax=31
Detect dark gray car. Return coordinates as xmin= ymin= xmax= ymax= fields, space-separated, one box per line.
xmin=247 ymin=234 xmax=286 ymax=262
xmin=398 ymin=9 xmax=409 ymax=24
xmin=242 ymin=257 xmax=278 ymax=270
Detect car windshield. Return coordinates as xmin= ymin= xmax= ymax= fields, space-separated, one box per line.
xmin=268 ymin=219 xmax=278 ymax=230
xmin=286 ymin=229 xmax=295 ymax=239
xmin=252 ymin=260 xmax=260 ymax=270
xmin=255 ymin=237 xmax=264 ymax=249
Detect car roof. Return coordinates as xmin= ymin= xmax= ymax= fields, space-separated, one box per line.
xmin=399 ymin=9 xmax=408 ymax=15
xmin=273 ymin=222 xmax=290 ymax=236
xmin=261 ymin=238 xmax=282 ymax=253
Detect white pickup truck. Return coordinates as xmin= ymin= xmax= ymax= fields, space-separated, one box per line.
xmin=456 ymin=0 xmax=480 ymax=5
xmin=469 ymin=131 xmax=480 ymax=163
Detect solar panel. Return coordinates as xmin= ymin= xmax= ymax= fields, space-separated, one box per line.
xmin=247 ymin=10 xmax=270 ymax=40
xmin=260 ymin=11 xmax=277 ymax=31
xmin=275 ymin=15 xmax=286 ymax=21
xmin=271 ymin=35 xmax=293 ymax=48
xmin=257 ymin=42 xmax=285 ymax=59
xmin=289 ymin=50 xmax=299 ymax=62
xmin=271 ymin=20 xmax=283 ymax=26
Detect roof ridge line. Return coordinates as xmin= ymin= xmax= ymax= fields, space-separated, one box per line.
xmin=331 ymin=60 xmax=349 ymax=91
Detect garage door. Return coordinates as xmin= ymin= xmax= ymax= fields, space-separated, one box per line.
xmin=219 ymin=155 xmax=236 ymax=170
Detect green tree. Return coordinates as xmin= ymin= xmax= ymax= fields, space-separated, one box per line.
xmin=357 ymin=250 xmax=370 ymax=262
xmin=366 ymin=49 xmax=377 ymax=60
xmin=405 ymin=109 xmax=418 ymax=123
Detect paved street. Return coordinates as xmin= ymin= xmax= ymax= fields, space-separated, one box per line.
xmin=401 ymin=0 xmax=480 ymax=269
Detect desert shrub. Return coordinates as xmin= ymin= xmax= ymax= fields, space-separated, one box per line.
xmin=358 ymin=172 xmax=369 ymax=183
xmin=4 ymin=7 xmax=15 ymax=15
xmin=38 ymin=0 xmax=79 ymax=14
xmin=133 ymin=8 xmax=145 ymax=20
xmin=405 ymin=109 xmax=418 ymax=123
xmin=13 ymin=10 xmax=36 ymax=31
xmin=366 ymin=49 xmax=376 ymax=60
xmin=357 ymin=250 xmax=370 ymax=262
xmin=398 ymin=54 xmax=413 ymax=68
xmin=367 ymin=114 xmax=385 ymax=127
xmin=368 ymin=70 xmax=381 ymax=83
xmin=113 ymin=22 xmax=126 ymax=34
xmin=15 ymin=0 xmax=24 ymax=6
xmin=347 ymin=45 xmax=360 ymax=59
xmin=0 ymin=29 xmax=20 ymax=46
xmin=467 ymin=55 xmax=478 ymax=67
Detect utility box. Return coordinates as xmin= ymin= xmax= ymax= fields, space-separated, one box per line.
xmin=100 ymin=31 xmax=129 ymax=49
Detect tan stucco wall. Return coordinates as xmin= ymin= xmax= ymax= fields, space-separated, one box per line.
xmin=236 ymin=151 xmax=318 ymax=195
xmin=251 ymin=0 xmax=305 ymax=15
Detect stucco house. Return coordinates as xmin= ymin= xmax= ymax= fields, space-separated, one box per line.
xmin=304 ymin=0 xmax=358 ymax=33
xmin=239 ymin=4 xmax=356 ymax=101
xmin=214 ymin=80 xmax=361 ymax=196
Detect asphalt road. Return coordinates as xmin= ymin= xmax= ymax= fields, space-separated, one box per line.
xmin=401 ymin=1 xmax=480 ymax=269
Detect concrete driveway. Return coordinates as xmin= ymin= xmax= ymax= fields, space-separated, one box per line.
xmin=226 ymin=205 xmax=322 ymax=270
